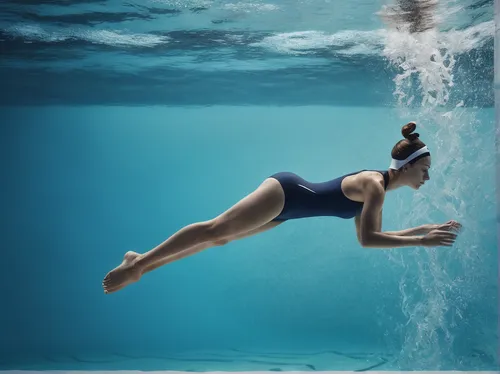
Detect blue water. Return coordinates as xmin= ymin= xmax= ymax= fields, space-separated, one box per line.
xmin=0 ymin=0 xmax=497 ymax=372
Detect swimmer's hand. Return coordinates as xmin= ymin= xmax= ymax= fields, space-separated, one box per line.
xmin=435 ymin=220 xmax=462 ymax=233
xmin=421 ymin=229 xmax=458 ymax=247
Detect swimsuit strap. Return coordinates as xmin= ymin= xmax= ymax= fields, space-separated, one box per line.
xmin=360 ymin=169 xmax=390 ymax=190
xmin=380 ymin=170 xmax=390 ymax=190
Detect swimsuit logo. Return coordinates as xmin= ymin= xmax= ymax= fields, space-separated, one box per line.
xmin=298 ymin=184 xmax=317 ymax=194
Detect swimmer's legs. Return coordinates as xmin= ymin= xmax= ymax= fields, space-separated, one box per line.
xmin=102 ymin=178 xmax=285 ymax=294
xmin=140 ymin=219 xmax=284 ymax=275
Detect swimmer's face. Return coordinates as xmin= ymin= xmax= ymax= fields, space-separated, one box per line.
xmin=403 ymin=156 xmax=431 ymax=189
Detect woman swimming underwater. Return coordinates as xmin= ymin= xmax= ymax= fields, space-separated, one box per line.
xmin=102 ymin=122 xmax=462 ymax=294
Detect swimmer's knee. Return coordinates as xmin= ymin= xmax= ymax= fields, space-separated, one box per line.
xmin=206 ymin=218 xmax=236 ymax=241
xmin=190 ymin=221 xmax=230 ymax=244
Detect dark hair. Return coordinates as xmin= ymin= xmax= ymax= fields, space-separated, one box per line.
xmin=391 ymin=122 xmax=430 ymax=168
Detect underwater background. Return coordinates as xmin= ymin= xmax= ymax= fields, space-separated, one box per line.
xmin=0 ymin=0 xmax=497 ymax=371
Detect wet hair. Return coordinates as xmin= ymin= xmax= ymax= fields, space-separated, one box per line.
xmin=391 ymin=122 xmax=430 ymax=168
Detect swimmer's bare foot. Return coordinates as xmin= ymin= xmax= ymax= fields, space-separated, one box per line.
xmin=102 ymin=251 xmax=143 ymax=294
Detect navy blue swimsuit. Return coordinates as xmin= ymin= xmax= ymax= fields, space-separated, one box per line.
xmin=270 ymin=170 xmax=389 ymax=221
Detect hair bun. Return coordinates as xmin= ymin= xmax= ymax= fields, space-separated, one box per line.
xmin=402 ymin=121 xmax=419 ymax=141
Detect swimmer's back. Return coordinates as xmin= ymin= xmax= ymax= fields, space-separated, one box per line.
xmin=270 ymin=170 xmax=389 ymax=221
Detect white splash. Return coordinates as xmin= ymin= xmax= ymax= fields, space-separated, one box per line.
xmin=150 ymin=0 xmax=213 ymax=9
xmin=250 ymin=29 xmax=386 ymax=56
xmin=6 ymin=23 xmax=170 ymax=47
xmin=221 ymin=2 xmax=280 ymax=12
xmin=252 ymin=21 xmax=492 ymax=57
xmin=379 ymin=1 xmax=495 ymax=369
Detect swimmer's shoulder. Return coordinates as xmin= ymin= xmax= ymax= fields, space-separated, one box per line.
xmin=342 ymin=170 xmax=386 ymax=201
xmin=356 ymin=170 xmax=387 ymax=193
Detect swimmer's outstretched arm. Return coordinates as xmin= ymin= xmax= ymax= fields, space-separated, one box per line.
xmin=357 ymin=180 xmax=457 ymax=248
xmin=384 ymin=224 xmax=435 ymax=236
xmin=356 ymin=215 xmax=433 ymax=237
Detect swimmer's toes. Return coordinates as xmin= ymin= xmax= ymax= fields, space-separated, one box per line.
xmin=106 ymin=279 xmax=118 ymax=289
xmin=105 ymin=284 xmax=122 ymax=294
xmin=102 ymin=276 xmax=112 ymax=289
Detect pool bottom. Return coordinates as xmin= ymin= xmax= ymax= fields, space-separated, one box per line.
xmin=0 ymin=371 xmax=499 ymax=374
xmin=0 ymin=349 xmax=497 ymax=372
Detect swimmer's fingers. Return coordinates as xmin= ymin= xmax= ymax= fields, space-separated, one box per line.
xmin=423 ymin=229 xmax=457 ymax=247
xmin=452 ymin=221 xmax=463 ymax=232
xmin=441 ymin=230 xmax=458 ymax=239
xmin=440 ymin=231 xmax=457 ymax=246
xmin=450 ymin=221 xmax=462 ymax=233
xmin=440 ymin=220 xmax=463 ymax=233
